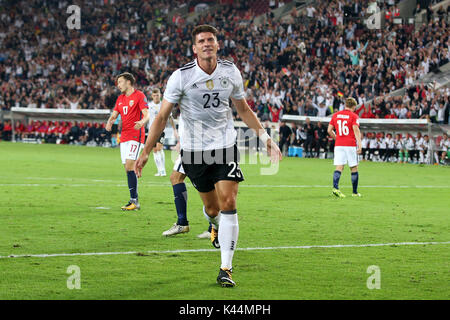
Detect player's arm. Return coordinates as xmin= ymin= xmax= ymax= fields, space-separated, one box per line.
xmin=232 ymin=97 xmax=282 ymax=162
xmin=135 ymin=99 xmax=174 ymax=178
xmin=327 ymin=123 xmax=336 ymax=140
xmin=353 ymin=124 xmax=362 ymax=154
xmin=168 ymin=115 xmax=179 ymax=141
xmin=105 ymin=110 xmax=119 ymax=131
xmin=134 ymin=108 xmax=149 ymax=130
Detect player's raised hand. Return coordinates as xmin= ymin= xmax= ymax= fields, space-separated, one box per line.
xmin=134 ymin=120 xmax=144 ymax=130
xmin=134 ymin=153 xmax=149 ymax=178
xmin=105 ymin=121 xmax=112 ymax=132
xmin=266 ymin=139 xmax=282 ymax=163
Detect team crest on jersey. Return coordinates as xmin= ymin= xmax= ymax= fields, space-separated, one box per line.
xmin=206 ymin=80 xmax=214 ymax=90
xmin=129 ymin=100 xmax=134 ymax=106
xmin=220 ymin=77 xmax=230 ymax=88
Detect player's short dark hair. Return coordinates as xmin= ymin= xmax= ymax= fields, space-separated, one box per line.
xmin=152 ymin=88 xmax=160 ymax=94
xmin=116 ymin=72 xmax=135 ymax=86
xmin=345 ymin=97 xmax=357 ymax=108
xmin=192 ymin=25 xmax=218 ymax=44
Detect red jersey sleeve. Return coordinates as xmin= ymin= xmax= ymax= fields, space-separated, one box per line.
xmin=352 ymin=113 xmax=360 ymax=127
xmin=137 ymin=92 xmax=149 ymax=111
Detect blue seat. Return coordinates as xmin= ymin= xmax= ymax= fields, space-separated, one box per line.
xmin=293 ymin=146 xmax=303 ymax=157
xmin=288 ymin=146 xmax=303 ymax=157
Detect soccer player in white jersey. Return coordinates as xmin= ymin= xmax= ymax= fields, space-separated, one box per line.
xmin=378 ymin=132 xmax=387 ymax=162
xmin=135 ymin=25 xmax=282 ymax=287
xmin=147 ymin=88 xmax=178 ymax=177
xmin=361 ymin=133 xmax=369 ymax=161
xmin=395 ymin=133 xmax=404 ymax=163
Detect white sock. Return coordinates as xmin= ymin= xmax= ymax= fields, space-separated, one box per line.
xmin=203 ymin=206 xmax=220 ymax=229
xmin=218 ymin=210 xmax=239 ymax=270
xmin=153 ymin=152 xmax=161 ymax=171
xmin=159 ymin=150 xmax=166 ymax=173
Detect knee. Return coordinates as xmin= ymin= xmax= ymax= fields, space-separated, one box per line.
xmin=205 ymin=204 xmax=220 ymax=217
xmin=220 ymin=195 xmax=237 ymax=212
xmin=170 ymin=171 xmax=185 ymax=185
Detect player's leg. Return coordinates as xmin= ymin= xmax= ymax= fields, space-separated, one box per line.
xmin=159 ymin=147 xmax=166 ymax=176
xmin=347 ymin=147 xmax=360 ymax=196
xmin=350 ymin=165 xmax=360 ymax=196
xmin=162 ymin=169 xmax=189 ymax=236
xmin=153 ymin=144 xmax=162 ymax=176
xmin=332 ymin=146 xmax=346 ymax=198
xmin=198 ymin=189 xmax=221 ymax=248
xmin=120 ymin=141 xmax=141 ymax=211
xmin=214 ymin=180 xmax=240 ymax=287
xmin=122 ymin=159 xmax=140 ymax=210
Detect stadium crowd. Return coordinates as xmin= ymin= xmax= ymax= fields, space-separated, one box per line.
xmin=0 ymin=0 xmax=449 ymax=124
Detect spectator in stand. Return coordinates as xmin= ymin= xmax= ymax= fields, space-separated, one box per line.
xmin=368 ymin=132 xmax=378 ymax=161
xmin=315 ymin=121 xmax=329 ymax=158
xmin=361 ymin=132 xmax=369 ymax=160
xmin=435 ymin=133 xmax=449 ymax=164
xmin=278 ymin=121 xmax=292 ymax=156
xmin=303 ymin=118 xmax=316 ymax=158
xmin=2 ymin=121 xmax=12 ymax=141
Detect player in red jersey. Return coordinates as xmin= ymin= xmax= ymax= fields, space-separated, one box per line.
xmin=327 ymin=97 xmax=362 ymax=198
xmin=106 ymin=72 xmax=149 ymax=211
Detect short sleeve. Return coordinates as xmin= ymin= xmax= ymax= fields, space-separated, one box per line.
xmin=230 ymin=65 xmax=245 ymax=100
xmin=354 ymin=114 xmax=360 ymax=127
xmin=163 ymin=70 xmax=182 ymax=104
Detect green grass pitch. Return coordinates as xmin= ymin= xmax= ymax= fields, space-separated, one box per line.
xmin=0 ymin=142 xmax=448 ymax=299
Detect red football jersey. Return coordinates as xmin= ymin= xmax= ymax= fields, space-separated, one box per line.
xmin=329 ymin=109 xmax=360 ymax=147
xmin=113 ymin=89 xmax=149 ymax=143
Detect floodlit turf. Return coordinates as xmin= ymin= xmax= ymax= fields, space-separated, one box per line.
xmin=0 ymin=142 xmax=449 ymax=299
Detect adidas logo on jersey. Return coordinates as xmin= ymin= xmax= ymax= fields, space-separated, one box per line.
xmin=191 ymin=83 xmax=198 ymax=89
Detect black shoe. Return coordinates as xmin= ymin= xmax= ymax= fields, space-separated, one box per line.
xmin=217 ymin=268 xmax=235 ymax=287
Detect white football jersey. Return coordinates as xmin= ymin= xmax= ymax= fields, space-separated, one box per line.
xmin=440 ymin=138 xmax=449 ymax=151
xmin=147 ymin=100 xmax=161 ymax=130
xmin=405 ymin=137 xmax=415 ymax=150
xmin=387 ymin=137 xmax=395 ymax=149
xmin=163 ymin=59 xmax=245 ymax=151
xmin=361 ymin=137 xmax=369 ymax=148
xmin=415 ymin=137 xmax=424 ymax=150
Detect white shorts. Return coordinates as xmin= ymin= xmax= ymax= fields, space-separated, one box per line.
xmin=120 ymin=140 xmax=143 ymax=164
xmin=334 ymin=146 xmax=358 ymax=167
xmin=173 ymin=154 xmax=185 ymax=174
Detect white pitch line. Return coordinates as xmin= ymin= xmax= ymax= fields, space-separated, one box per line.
xmin=0 ymin=183 xmax=450 ymax=189
xmin=1 ymin=241 xmax=449 ymax=259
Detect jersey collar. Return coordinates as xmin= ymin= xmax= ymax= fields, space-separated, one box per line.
xmin=195 ymin=58 xmax=219 ymax=77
